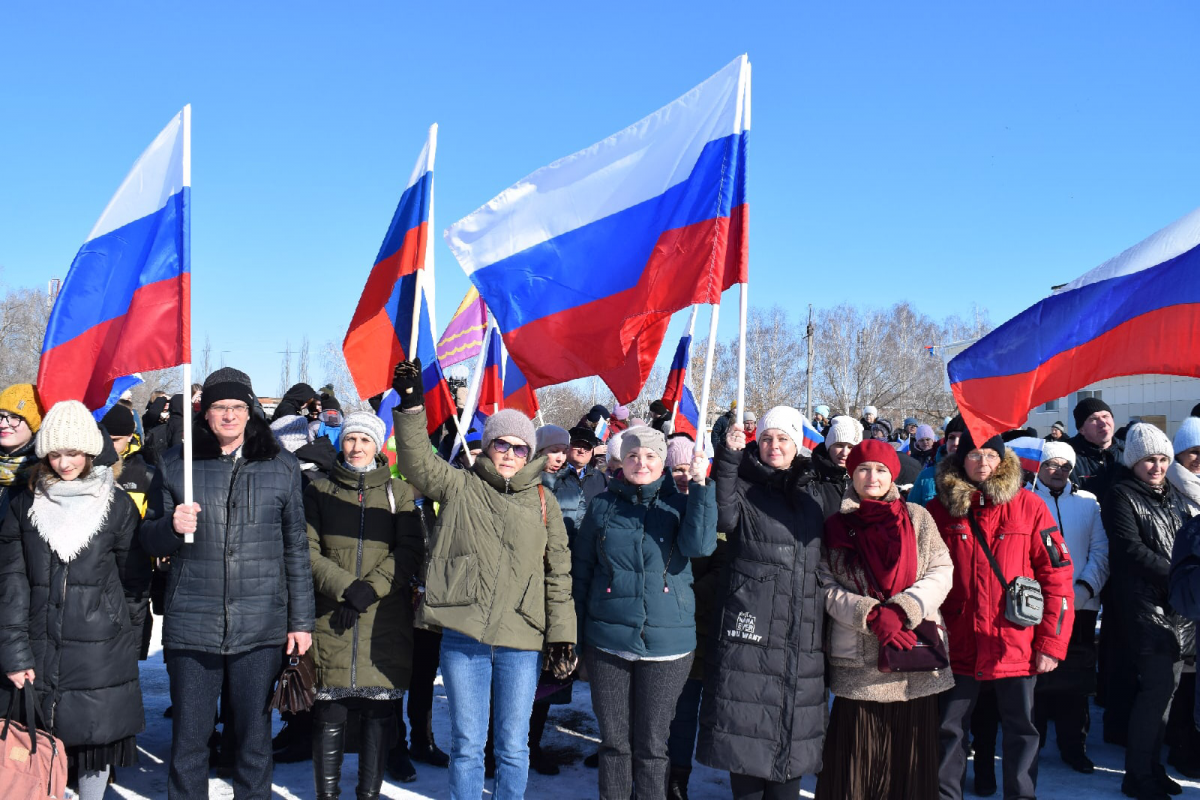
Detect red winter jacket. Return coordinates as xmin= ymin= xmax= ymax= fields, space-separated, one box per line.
xmin=926 ymin=451 xmax=1074 ymax=679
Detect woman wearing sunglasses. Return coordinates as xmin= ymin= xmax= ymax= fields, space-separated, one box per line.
xmin=388 ymin=360 xmax=577 ymax=800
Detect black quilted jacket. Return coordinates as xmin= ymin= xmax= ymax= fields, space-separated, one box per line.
xmin=141 ymin=416 xmax=315 ymax=654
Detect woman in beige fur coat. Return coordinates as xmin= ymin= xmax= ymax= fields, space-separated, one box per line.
xmin=815 ymin=439 xmax=954 ymax=799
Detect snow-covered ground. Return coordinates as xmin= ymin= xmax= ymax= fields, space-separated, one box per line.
xmin=107 ymin=633 xmax=1199 ymax=799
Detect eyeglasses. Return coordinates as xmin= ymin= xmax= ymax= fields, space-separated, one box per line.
xmin=209 ymin=403 xmax=249 ymax=416
xmin=0 ymin=413 xmax=26 ymax=428
xmin=1041 ymin=463 xmax=1072 ymax=473
xmin=491 ymin=440 xmax=531 ymax=459
xmin=966 ymin=452 xmax=1001 ymax=464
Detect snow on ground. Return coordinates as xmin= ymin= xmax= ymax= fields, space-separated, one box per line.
xmin=108 ymin=633 xmax=1199 ymax=799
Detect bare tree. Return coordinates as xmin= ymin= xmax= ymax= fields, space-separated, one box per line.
xmin=200 ymin=335 xmax=212 ymax=382
xmin=536 ymin=383 xmax=592 ymax=429
xmin=298 ymin=337 xmax=310 ymax=385
xmin=0 ymin=286 xmax=53 ymax=388
xmin=320 ymin=340 xmax=366 ymax=412
xmin=279 ymin=340 xmax=293 ymax=397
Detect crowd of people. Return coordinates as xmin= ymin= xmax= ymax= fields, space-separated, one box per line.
xmin=1 ymin=364 xmax=1200 ymax=800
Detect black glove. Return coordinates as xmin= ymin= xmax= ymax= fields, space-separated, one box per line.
xmin=391 ymin=359 xmax=425 ymax=411
xmin=546 ymin=643 xmax=578 ymax=681
xmin=342 ymin=580 xmax=378 ymax=613
xmin=332 ymin=603 xmax=359 ymax=630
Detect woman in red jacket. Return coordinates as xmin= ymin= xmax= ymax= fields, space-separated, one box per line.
xmin=926 ymin=430 xmax=1075 ymax=800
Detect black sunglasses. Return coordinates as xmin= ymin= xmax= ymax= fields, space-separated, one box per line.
xmin=491 ymin=440 xmax=531 ymax=459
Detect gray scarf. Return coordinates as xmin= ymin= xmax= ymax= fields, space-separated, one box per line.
xmin=1167 ymin=462 xmax=1200 ymax=516
xmin=29 ymin=465 xmax=116 ymax=562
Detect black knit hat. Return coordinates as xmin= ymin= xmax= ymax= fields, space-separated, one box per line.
xmin=944 ymin=415 xmax=968 ymax=436
xmin=649 ymin=399 xmax=669 ymax=416
xmin=100 ymin=403 xmax=137 ymax=437
xmin=586 ymin=404 xmax=611 ymax=423
xmin=1073 ymin=397 xmax=1113 ymax=429
xmin=201 ymin=367 xmax=256 ymax=413
xmin=954 ymin=428 xmax=1006 ymax=468
xmin=568 ymin=425 xmax=601 ymax=449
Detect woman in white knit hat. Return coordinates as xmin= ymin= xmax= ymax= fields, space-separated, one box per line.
xmin=1167 ymin=416 xmax=1200 ymax=517
xmin=1102 ymin=422 xmax=1193 ymax=798
xmin=0 ymin=400 xmax=149 ymax=800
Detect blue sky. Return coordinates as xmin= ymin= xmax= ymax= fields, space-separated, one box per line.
xmin=3 ymin=2 xmax=1199 ymax=398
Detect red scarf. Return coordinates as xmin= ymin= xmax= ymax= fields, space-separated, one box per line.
xmin=825 ymin=495 xmax=918 ymax=599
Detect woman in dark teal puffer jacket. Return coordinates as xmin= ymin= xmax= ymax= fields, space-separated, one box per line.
xmin=573 ymin=427 xmax=717 ymax=800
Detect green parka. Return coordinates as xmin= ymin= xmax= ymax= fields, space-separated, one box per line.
xmin=305 ymin=456 xmax=424 ymax=691
xmin=393 ymin=407 xmax=576 ymax=651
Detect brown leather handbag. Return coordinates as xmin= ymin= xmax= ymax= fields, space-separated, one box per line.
xmin=270 ymin=649 xmax=318 ymax=713
xmin=0 ymin=682 xmax=67 ymax=799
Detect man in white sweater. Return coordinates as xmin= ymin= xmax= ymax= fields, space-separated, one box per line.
xmin=1030 ymin=440 xmax=1110 ymax=774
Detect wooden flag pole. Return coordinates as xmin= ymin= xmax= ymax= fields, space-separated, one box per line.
xmin=695 ymin=303 xmax=721 ymax=457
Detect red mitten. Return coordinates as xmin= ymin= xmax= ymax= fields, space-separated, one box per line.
xmin=867 ymin=604 xmax=915 ymax=649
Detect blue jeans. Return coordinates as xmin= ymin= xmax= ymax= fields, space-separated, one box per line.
xmin=440 ymin=629 xmax=541 ymax=800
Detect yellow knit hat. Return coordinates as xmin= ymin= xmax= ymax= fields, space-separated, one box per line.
xmin=0 ymin=384 xmax=45 ymax=433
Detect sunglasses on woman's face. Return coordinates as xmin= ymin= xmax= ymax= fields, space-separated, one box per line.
xmin=491 ymin=440 xmax=531 ymax=459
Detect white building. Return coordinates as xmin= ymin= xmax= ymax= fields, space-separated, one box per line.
xmin=1023 ymin=375 xmax=1200 ymax=438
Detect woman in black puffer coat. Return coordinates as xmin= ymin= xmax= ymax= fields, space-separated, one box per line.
xmin=0 ymin=401 xmax=150 ymax=800
xmin=697 ymin=407 xmax=828 ymax=800
xmin=1103 ymin=423 xmax=1195 ymax=799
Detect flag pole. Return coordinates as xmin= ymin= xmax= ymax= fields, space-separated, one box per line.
xmin=409 ymin=123 xmax=438 ymax=357
xmin=449 ymin=317 xmax=493 ymax=466
xmin=695 ymin=303 xmax=720 ymax=457
xmin=181 ymin=103 xmax=194 ymax=544
xmin=736 ymin=282 xmax=747 ymax=426
xmin=671 ymin=305 xmax=699 ymax=423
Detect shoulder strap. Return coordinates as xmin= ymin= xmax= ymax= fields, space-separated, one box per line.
xmin=537 ymin=484 xmax=547 ymax=528
xmin=385 ymin=481 xmax=396 ymax=514
xmin=966 ymin=509 xmax=1009 ymax=588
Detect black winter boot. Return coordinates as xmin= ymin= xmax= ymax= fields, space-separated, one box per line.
xmin=973 ymin=751 xmax=997 ymax=797
xmin=668 ymin=765 xmax=691 ymax=800
xmin=357 ymin=713 xmax=392 ymax=800
xmin=313 ymin=721 xmax=346 ymax=800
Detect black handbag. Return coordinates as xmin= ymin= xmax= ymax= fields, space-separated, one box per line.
xmin=966 ymin=510 xmax=1044 ymax=628
xmin=849 ymin=511 xmax=950 ymax=674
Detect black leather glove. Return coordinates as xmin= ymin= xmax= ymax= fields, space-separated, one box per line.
xmin=332 ymin=603 xmax=359 ymax=630
xmin=342 ymin=580 xmax=378 ymax=613
xmin=546 ymin=643 xmax=578 ymax=681
xmin=391 ymin=359 xmax=425 ymax=410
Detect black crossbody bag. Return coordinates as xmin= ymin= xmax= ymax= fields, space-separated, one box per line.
xmin=966 ymin=510 xmax=1044 ymax=627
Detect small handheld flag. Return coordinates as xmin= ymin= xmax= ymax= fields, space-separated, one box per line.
xmin=1007 ymin=436 xmax=1046 ymax=474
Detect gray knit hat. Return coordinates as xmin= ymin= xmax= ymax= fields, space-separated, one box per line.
xmin=36 ymin=400 xmax=105 ymax=458
xmin=482 ymin=409 xmax=536 ymax=451
xmin=270 ymin=415 xmax=311 ymax=453
xmin=341 ymin=411 xmax=387 ymax=453
xmin=201 ymin=366 xmax=255 ymax=413
xmin=1123 ymin=422 xmax=1174 ymax=469
xmin=620 ymin=426 xmax=668 ymax=462
xmin=826 ymin=415 xmax=864 ymax=447
xmin=535 ymin=425 xmax=570 ymax=454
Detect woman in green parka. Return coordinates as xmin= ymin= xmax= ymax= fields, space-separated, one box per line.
xmin=305 ymin=411 xmax=424 ymax=800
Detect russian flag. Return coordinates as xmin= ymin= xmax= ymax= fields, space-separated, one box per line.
xmin=1007 ymin=436 xmax=1046 ymax=474
xmin=674 ymin=384 xmax=700 ymax=440
xmin=446 ymin=56 xmax=750 ymax=403
xmin=91 ymin=374 xmax=145 ymax=422
xmin=801 ymin=418 xmax=825 ymax=454
xmin=502 ymin=354 xmax=539 ymax=418
xmin=950 ymin=205 xmax=1200 ymax=442
xmin=662 ymin=332 xmax=691 ymax=409
xmin=344 ymin=125 xmax=454 ymax=434
xmin=38 ymin=108 xmax=191 ymax=409
xmin=477 ymin=327 xmax=505 ymax=414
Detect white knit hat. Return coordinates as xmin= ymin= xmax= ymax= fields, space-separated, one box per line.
xmin=825 ymin=415 xmax=864 ymax=447
xmin=758 ymin=406 xmax=814 ymax=457
xmin=1040 ymin=440 xmax=1077 ymax=470
xmin=863 ymin=405 xmax=878 ymax=417
xmin=1123 ymin=422 xmax=1174 ymax=469
xmin=341 ymin=411 xmax=387 ymax=453
xmin=36 ymin=400 xmax=104 ymax=458
xmin=1174 ymin=417 xmax=1200 ymax=456
xmin=607 ymin=431 xmax=624 ymax=461
xmin=270 ymin=415 xmax=312 ymax=454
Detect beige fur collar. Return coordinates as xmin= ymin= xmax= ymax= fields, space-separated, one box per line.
xmin=934 ymin=449 xmax=1022 ymax=517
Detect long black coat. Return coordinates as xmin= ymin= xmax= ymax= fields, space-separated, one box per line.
xmin=140 ymin=416 xmax=315 ymax=654
xmin=0 ymin=484 xmax=149 ymax=747
xmin=1103 ymin=470 xmax=1195 ymax=660
xmin=696 ymin=443 xmax=828 ymax=782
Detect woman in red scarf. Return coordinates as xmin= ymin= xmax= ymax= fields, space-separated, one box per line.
xmin=816 ymin=439 xmax=954 ymax=799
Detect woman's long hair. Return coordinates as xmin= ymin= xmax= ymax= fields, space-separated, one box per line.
xmin=27 ymin=455 xmax=95 ymax=493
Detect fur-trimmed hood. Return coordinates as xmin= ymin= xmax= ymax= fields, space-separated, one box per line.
xmin=933 ymin=449 xmax=1022 ymax=518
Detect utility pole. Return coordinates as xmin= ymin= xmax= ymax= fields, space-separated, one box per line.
xmin=48 ymin=278 xmax=61 ymax=310
xmin=805 ymin=304 xmax=815 ymax=419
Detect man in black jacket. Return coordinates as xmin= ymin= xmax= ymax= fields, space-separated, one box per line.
xmin=142 ymin=367 xmax=315 ymax=800
xmin=1068 ymin=397 xmax=1125 ymax=501
xmin=544 ymin=426 xmax=608 ymax=541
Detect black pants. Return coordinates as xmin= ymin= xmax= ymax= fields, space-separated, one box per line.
xmin=729 ymin=772 xmax=803 ymax=799
xmin=1034 ymin=692 xmax=1089 ymax=755
xmin=1126 ymin=654 xmax=1183 ymax=782
xmin=1033 ymin=608 xmax=1097 ymax=756
xmin=938 ymin=674 xmax=1038 ymax=800
xmin=314 ymin=697 xmax=394 ymax=724
xmin=584 ymin=647 xmax=694 ymax=800
xmin=395 ymin=627 xmax=441 ymax=749
xmin=166 ymin=646 xmax=282 ymax=800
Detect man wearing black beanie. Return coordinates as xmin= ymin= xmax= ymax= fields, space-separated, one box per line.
xmin=1067 ymin=397 xmax=1124 ymax=500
